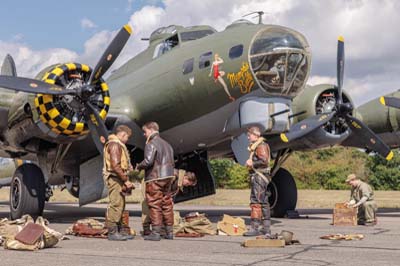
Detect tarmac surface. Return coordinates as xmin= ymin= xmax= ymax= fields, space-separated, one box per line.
xmin=0 ymin=202 xmax=400 ymax=266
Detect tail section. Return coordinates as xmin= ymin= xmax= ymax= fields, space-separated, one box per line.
xmin=1 ymin=54 xmax=17 ymax=76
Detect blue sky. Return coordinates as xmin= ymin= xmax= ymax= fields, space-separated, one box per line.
xmin=0 ymin=0 xmax=162 ymax=52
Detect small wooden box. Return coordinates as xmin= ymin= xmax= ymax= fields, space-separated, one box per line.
xmin=243 ymin=239 xmax=285 ymax=248
xmin=333 ymin=203 xmax=357 ymax=226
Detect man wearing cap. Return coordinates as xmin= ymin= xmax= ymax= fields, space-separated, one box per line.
xmin=243 ymin=126 xmax=272 ymax=237
xmin=345 ymin=174 xmax=377 ymax=225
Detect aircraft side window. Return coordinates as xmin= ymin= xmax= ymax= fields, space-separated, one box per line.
xmin=153 ymin=34 xmax=180 ymax=59
xmin=182 ymin=58 xmax=194 ymax=75
xmin=229 ymin=44 xmax=244 ymax=59
xmin=199 ymin=51 xmax=213 ymax=69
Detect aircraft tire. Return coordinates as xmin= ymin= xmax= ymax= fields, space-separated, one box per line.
xmin=10 ymin=164 xmax=46 ymax=220
xmin=269 ymin=167 xmax=297 ymax=218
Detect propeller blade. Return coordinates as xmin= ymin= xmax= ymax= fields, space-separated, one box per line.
xmin=344 ymin=114 xmax=393 ymax=161
xmin=280 ymin=112 xmax=336 ymax=143
xmin=0 ymin=75 xmax=73 ymax=95
xmin=380 ymin=96 xmax=400 ymax=109
xmin=337 ymin=36 xmax=345 ymax=104
xmin=89 ymin=24 xmax=133 ymax=84
xmin=84 ymin=102 xmax=109 ymax=154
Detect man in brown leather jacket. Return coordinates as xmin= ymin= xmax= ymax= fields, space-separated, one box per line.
xmin=243 ymin=126 xmax=272 ymax=237
xmin=103 ymin=125 xmax=134 ymax=241
xmin=137 ymin=121 xmax=175 ymax=241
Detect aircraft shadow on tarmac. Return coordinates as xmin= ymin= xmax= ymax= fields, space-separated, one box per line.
xmin=1 ymin=201 xmax=399 ymax=224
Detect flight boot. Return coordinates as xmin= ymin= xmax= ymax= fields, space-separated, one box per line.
xmin=243 ymin=219 xmax=262 ymax=236
xmin=259 ymin=219 xmax=271 ymax=237
xmin=118 ymin=224 xmax=134 ymax=240
xmin=141 ymin=223 xmax=152 ymax=236
xmin=144 ymin=226 xmax=162 ymax=241
xmin=163 ymin=225 xmax=174 ymax=240
xmin=108 ymin=226 xmax=127 ymax=241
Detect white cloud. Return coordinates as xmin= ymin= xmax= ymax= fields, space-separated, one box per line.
xmin=81 ymin=18 xmax=97 ymax=30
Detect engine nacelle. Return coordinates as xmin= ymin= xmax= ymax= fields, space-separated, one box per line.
xmin=287 ymin=84 xmax=353 ymax=149
xmin=31 ymin=63 xmax=110 ymax=141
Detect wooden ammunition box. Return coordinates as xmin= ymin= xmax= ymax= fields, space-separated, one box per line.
xmin=333 ymin=203 xmax=357 ymax=226
xmin=242 ymin=239 xmax=285 ymax=248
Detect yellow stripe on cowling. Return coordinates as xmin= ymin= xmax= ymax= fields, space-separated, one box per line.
xmin=103 ymin=96 xmax=110 ymax=105
xmin=42 ymin=72 xmax=50 ymax=81
xmin=39 ymin=115 xmax=46 ymax=122
xmin=39 ymin=105 xmax=47 ymax=115
xmin=62 ymin=129 xmax=74 ymax=135
xmin=99 ymin=109 xmax=107 ymax=120
xmin=51 ymin=128 xmax=61 ymax=134
xmin=47 ymin=108 xmax=60 ymax=119
xmin=52 ymin=68 xmax=64 ymax=77
xmin=123 ymin=24 xmax=133 ymax=35
xmin=338 ymin=36 xmax=344 ymax=42
xmin=45 ymin=79 xmax=55 ymax=84
xmin=280 ymin=133 xmax=289 ymax=143
xmin=380 ymin=96 xmax=386 ymax=106
xmin=101 ymin=82 xmax=109 ymax=92
xmin=386 ymin=150 xmax=394 ymax=161
xmin=48 ymin=120 xmax=58 ymax=128
xmin=59 ymin=118 xmax=71 ymax=129
xmin=65 ymin=63 xmax=77 ymax=71
xmin=75 ymin=122 xmax=84 ymax=132
xmin=34 ymin=98 xmax=39 ymax=107
xmin=81 ymin=64 xmax=90 ymax=72
xmin=42 ymin=95 xmax=53 ymax=104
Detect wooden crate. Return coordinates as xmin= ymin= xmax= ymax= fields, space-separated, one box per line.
xmin=242 ymin=239 xmax=285 ymax=248
xmin=333 ymin=203 xmax=357 ymax=226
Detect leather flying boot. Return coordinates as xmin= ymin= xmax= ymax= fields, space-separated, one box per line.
xmin=108 ymin=226 xmax=127 ymax=241
xmin=144 ymin=225 xmax=162 ymax=241
xmin=259 ymin=219 xmax=271 ymax=236
xmin=243 ymin=219 xmax=262 ymax=236
xmin=163 ymin=225 xmax=174 ymax=240
xmin=118 ymin=224 xmax=134 ymax=240
xmin=142 ymin=223 xmax=151 ymax=236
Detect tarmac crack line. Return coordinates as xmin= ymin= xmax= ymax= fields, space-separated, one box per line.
xmin=33 ymin=250 xmax=234 ymax=265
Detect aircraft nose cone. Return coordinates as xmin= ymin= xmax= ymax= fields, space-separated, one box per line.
xmin=249 ymin=26 xmax=311 ymax=98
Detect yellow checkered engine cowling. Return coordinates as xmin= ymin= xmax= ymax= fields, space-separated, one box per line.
xmin=34 ymin=63 xmax=110 ymax=138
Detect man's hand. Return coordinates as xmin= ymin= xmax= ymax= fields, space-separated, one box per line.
xmin=124 ymin=181 xmax=134 ymax=190
xmin=246 ymin=159 xmax=253 ymax=167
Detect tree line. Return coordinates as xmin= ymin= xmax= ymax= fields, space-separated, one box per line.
xmin=209 ymin=147 xmax=400 ymax=190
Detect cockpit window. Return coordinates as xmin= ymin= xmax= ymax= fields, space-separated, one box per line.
xmin=249 ymin=28 xmax=310 ymax=98
xmin=153 ymin=34 xmax=179 ymax=59
xmin=180 ymin=30 xmax=215 ymax=42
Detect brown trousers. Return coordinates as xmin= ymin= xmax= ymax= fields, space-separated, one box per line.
xmin=145 ymin=178 xmax=174 ymax=227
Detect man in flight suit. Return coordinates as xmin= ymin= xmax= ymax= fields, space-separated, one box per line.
xmin=243 ymin=126 xmax=272 ymax=237
xmin=137 ymin=122 xmax=175 ymax=241
xmin=103 ymin=125 xmax=135 ymax=241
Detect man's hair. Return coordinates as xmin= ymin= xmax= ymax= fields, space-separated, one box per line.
xmin=116 ymin=125 xmax=132 ymax=136
xmin=247 ymin=126 xmax=261 ymax=137
xmin=142 ymin=121 xmax=159 ymax=132
xmin=186 ymin=172 xmax=197 ymax=186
